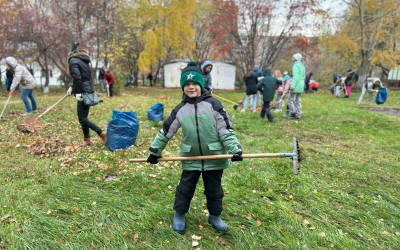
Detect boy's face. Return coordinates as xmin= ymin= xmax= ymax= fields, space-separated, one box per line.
xmin=183 ymin=82 xmax=201 ymax=98
xmin=205 ymin=65 xmax=212 ymax=73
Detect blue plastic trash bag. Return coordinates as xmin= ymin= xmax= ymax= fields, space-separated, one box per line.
xmin=375 ymin=87 xmax=387 ymax=105
xmin=106 ymin=110 xmax=139 ymax=151
xmin=147 ymin=103 xmax=164 ymax=121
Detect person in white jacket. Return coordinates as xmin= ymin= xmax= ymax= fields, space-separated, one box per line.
xmin=6 ymin=57 xmax=37 ymax=115
xmin=357 ymin=77 xmax=384 ymax=105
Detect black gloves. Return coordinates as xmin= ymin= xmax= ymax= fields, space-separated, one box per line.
xmin=231 ymin=151 xmax=243 ymax=162
xmin=147 ymin=154 xmax=161 ymax=164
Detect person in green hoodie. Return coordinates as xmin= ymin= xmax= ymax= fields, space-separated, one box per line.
xmin=256 ymin=68 xmax=282 ymax=122
xmin=146 ymin=61 xmax=242 ymax=235
xmin=287 ymin=53 xmax=306 ymax=119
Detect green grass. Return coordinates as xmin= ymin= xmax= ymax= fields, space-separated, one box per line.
xmin=0 ymin=87 xmax=399 ymax=249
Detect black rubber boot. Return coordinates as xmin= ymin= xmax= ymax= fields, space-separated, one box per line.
xmin=172 ymin=213 xmax=185 ymax=234
xmin=208 ymin=214 xmax=228 ymax=232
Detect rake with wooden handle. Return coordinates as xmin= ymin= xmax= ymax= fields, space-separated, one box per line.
xmin=22 ymin=94 xmax=69 ymax=127
xmin=130 ymin=137 xmax=301 ymax=174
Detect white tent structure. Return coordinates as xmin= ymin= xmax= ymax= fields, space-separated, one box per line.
xmin=164 ymin=60 xmax=236 ymax=90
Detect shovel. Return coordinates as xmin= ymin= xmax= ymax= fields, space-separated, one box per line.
xmin=0 ymin=95 xmax=12 ymax=120
xmin=130 ymin=137 xmax=302 ymax=174
xmin=22 ymin=94 xmax=69 ymax=129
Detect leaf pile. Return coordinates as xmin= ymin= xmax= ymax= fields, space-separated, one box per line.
xmin=16 ymin=123 xmax=37 ymax=133
xmin=27 ymin=137 xmax=69 ymax=157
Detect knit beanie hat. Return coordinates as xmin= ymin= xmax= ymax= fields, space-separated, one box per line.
xmin=180 ymin=61 xmax=204 ymax=91
xmin=293 ymin=53 xmax=302 ymax=61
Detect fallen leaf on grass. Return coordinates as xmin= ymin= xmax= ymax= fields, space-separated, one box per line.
xmin=192 ymin=235 xmax=202 ymax=240
xmin=73 ymin=207 xmax=79 ymax=212
xmin=192 ymin=241 xmax=199 ymax=247
xmin=395 ymin=232 xmax=400 ymax=236
xmin=319 ymin=232 xmax=326 ymax=237
xmin=357 ymin=233 xmax=363 ymax=238
xmin=133 ymin=233 xmax=139 ymax=239
xmin=198 ymin=225 xmax=203 ymax=230
xmin=238 ymin=225 xmax=246 ymax=230
xmin=256 ymin=220 xmax=262 ymax=226
xmin=381 ymin=231 xmax=391 ymax=236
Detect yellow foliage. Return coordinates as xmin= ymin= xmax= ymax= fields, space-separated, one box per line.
xmin=138 ymin=0 xmax=197 ymax=73
xmin=323 ymin=0 xmax=400 ymax=71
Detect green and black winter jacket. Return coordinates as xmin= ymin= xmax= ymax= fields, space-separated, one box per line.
xmin=149 ymin=91 xmax=241 ymax=171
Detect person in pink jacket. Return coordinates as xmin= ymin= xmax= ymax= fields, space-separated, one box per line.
xmin=281 ymin=75 xmax=292 ymax=117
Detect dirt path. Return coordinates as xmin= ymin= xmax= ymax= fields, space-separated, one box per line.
xmin=359 ymin=106 xmax=400 ymax=118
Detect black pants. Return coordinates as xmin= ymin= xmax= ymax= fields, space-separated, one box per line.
xmin=174 ymin=170 xmax=224 ymax=216
xmin=260 ymin=101 xmax=273 ymax=121
xmin=77 ymin=100 xmax=102 ymax=138
xmin=109 ymin=84 xmax=113 ymax=97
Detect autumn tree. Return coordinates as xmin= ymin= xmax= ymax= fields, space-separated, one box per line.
xmin=192 ymin=0 xmax=218 ymax=62
xmin=209 ymin=0 xmax=319 ymax=81
xmin=322 ymin=0 xmax=400 ymax=87
xmin=138 ymin=0 xmax=198 ymax=86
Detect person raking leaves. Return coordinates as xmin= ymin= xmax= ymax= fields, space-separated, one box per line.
xmin=146 ymin=61 xmax=243 ymax=234
xmin=5 ymin=57 xmax=38 ymax=115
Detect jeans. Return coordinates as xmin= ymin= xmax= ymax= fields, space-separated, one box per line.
xmin=335 ymin=86 xmax=341 ymax=97
xmin=243 ymin=94 xmax=257 ymax=110
xmin=20 ymin=89 xmax=37 ymax=113
xmin=260 ymin=101 xmax=273 ymax=121
xmin=5 ymin=79 xmax=11 ymax=92
xmin=174 ymin=170 xmax=224 ymax=215
xmin=77 ymin=100 xmax=102 ymax=138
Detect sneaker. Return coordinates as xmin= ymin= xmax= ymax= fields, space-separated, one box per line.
xmin=32 ymin=109 xmax=38 ymax=113
xmin=288 ymin=116 xmax=300 ymax=120
xmin=23 ymin=112 xmax=33 ymax=116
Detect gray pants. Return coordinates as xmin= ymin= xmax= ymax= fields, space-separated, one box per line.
xmin=357 ymin=87 xmax=375 ymax=105
xmin=98 ymin=79 xmax=106 ymax=93
xmin=288 ymin=92 xmax=302 ymax=118
xmin=275 ymin=94 xmax=283 ymax=110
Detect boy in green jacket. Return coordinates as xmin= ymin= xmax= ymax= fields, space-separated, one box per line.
xmin=147 ymin=61 xmax=243 ymax=234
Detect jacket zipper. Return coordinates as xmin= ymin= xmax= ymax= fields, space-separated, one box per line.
xmin=194 ymin=100 xmax=204 ymax=171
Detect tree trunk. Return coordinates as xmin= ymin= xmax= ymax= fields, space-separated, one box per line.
xmin=357 ymin=51 xmax=371 ymax=88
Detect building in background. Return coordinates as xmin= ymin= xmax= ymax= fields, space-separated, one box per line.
xmin=164 ymin=60 xmax=236 ymax=90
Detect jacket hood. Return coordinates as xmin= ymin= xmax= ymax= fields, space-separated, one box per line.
xmin=201 ymin=60 xmax=213 ymax=72
xmin=182 ymin=89 xmax=212 ymax=103
xmin=263 ymin=68 xmax=271 ymax=77
xmin=67 ymin=49 xmax=91 ymax=63
xmin=5 ymin=57 xmax=17 ymax=68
